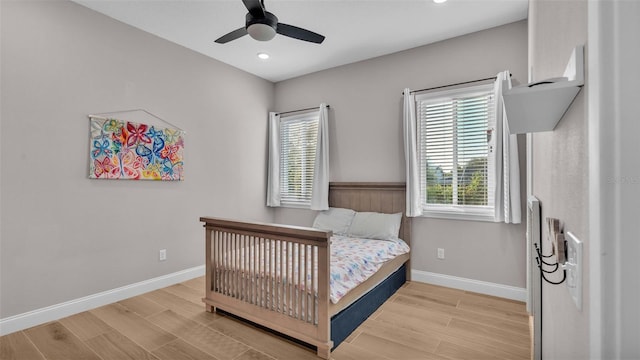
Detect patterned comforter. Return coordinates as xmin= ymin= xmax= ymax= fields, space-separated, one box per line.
xmin=329 ymin=235 xmax=410 ymax=303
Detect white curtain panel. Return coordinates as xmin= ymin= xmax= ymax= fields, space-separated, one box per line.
xmin=310 ymin=103 xmax=330 ymax=210
xmin=403 ymin=88 xmax=423 ymax=217
xmin=266 ymin=112 xmax=281 ymax=207
xmin=494 ymin=71 xmax=522 ymax=224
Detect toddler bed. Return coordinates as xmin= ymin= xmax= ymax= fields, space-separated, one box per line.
xmin=200 ymin=182 xmax=411 ymax=359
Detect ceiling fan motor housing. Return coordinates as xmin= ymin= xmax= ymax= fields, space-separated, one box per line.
xmin=246 ymin=12 xmax=278 ymax=41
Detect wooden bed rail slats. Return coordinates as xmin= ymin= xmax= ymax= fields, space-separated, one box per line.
xmin=201 ymin=217 xmax=331 ymax=244
xmin=316 ymin=244 xmax=330 ymax=349
xmin=205 ymin=225 xmax=330 ymax=329
xmin=312 ymin=245 xmax=317 ymax=324
xmin=206 ymin=226 xmax=329 ymax=248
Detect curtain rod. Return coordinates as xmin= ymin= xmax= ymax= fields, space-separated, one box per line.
xmin=404 ymin=74 xmax=512 ymax=95
xmin=276 ymin=105 xmax=330 ymax=116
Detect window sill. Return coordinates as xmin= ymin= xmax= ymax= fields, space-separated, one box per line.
xmin=420 ymin=210 xmax=496 ymax=223
xmin=278 ymin=202 xmax=311 ymax=210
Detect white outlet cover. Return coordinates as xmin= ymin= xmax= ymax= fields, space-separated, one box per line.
xmin=565 ymin=232 xmax=582 ymax=311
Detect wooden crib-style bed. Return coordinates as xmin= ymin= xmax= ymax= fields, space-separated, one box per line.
xmin=200 ymin=182 xmax=411 ymax=359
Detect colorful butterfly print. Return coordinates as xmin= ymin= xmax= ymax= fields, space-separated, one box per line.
xmin=147 ymin=126 xmax=165 ymax=142
xmin=103 ymin=118 xmax=123 ymax=132
xmin=152 ymin=137 xmax=165 ymax=158
xmin=140 ymin=155 xmax=151 ymax=168
xmin=126 ymin=122 xmax=151 ymax=147
xmin=141 ymin=162 xmax=162 ymax=180
xmin=174 ymin=135 xmax=184 ymax=148
xmin=111 ymin=139 xmax=122 ymax=155
xmin=135 ymin=143 xmax=153 ymax=161
xmin=119 ymin=149 xmax=142 ymax=179
xmin=89 ymin=118 xmax=183 ymax=181
xmin=161 ymin=159 xmax=183 ymax=180
xmin=92 ymin=138 xmax=112 ymax=158
xmin=111 ymin=126 xmax=129 ymax=148
xmin=159 ymin=144 xmax=181 ymax=162
xmin=90 ymin=119 xmax=107 ymax=139
xmin=163 ymin=128 xmax=182 ymax=144
xmin=93 ymin=130 xmax=110 ymax=141
xmin=93 ymin=157 xmax=120 ymax=179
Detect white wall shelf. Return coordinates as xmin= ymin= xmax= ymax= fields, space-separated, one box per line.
xmin=503 ymin=45 xmax=584 ymax=134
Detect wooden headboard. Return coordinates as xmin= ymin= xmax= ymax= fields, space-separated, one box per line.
xmin=328 ymin=182 xmax=410 ymax=248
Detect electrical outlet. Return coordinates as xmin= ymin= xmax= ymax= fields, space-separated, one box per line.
xmin=437 ymin=248 xmax=445 ymax=260
xmin=159 ymin=249 xmax=167 ymax=261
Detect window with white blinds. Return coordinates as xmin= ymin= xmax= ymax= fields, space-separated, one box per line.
xmin=279 ymin=112 xmax=319 ymax=207
xmin=416 ymin=84 xmax=496 ymax=219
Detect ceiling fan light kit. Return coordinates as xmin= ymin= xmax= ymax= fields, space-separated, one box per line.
xmin=215 ymin=0 xmax=325 ymax=44
xmin=248 ymin=23 xmax=276 ymax=41
xmin=246 ymin=12 xmax=277 ymax=41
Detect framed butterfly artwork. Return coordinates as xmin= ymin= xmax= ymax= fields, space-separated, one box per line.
xmin=88 ymin=117 xmax=184 ymax=181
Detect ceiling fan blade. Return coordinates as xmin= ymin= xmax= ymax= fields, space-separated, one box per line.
xmin=242 ymin=0 xmax=265 ymax=18
xmin=276 ymin=23 xmax=325 ymax=44
xmin=215 ymin=27 xmax=248 ymax=44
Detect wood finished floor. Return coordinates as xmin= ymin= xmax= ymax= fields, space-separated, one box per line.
xmin=1 ymin=277 xmax=531 ymax=360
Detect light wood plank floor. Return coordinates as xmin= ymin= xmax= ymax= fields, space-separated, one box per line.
xmin=1 ymin=277 xmax=530 ymax=360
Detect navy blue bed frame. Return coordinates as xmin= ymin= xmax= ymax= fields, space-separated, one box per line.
xmin=330 ymin=263 xmax=406 ymax=349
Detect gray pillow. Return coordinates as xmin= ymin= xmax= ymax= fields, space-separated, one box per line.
xmin=347 ymin=212 xmax=402 ymax=241
xmin=312 ymin=207 xmax=356 ymax=235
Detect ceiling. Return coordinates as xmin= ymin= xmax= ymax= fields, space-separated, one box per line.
xmin=73 ymin=0 xmax=528 ymax=83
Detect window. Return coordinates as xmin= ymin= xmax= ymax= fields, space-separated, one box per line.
xmin=416 ymin=84 xmax=496 ymax=220
xmin=279 ymin=111 xmax=319 ymax=207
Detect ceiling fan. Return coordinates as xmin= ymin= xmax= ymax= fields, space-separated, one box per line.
xmin=215 ymin=0 xmax=325 ymax=44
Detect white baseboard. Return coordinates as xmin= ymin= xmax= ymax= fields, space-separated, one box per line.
xmin=411 ymin=269 xmax=526 ymax=302
xmin=0 ymin=265 xmax=205 ymax=336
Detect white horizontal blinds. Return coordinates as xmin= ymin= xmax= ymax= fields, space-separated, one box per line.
xmin=417 ymin=85 xmax=495 ymax=211
xmin=418 ymin=99 xmax=454 ymax=205
xmin=456 ymin=94 xmax=495 ymax=206
xmin=279 ymin=112 xmax=319 ymax=206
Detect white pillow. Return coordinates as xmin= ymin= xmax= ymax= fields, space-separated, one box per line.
xmin=312 ymin=207 xmax=356 ymax=235
xmin=347 ymin=212 xmax=402 ymax=241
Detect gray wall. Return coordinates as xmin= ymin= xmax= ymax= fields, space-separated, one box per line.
xmin=273 ymin=21 xmax=528 ymax=288
xmin=591 ymin=1 xmax=640 ymax=356
xmin=528 ymin=1 xmax=589 ymax=359
xmin=0 ymin=0 xmax=274 ymax=318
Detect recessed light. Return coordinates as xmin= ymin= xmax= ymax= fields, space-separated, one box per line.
xmin=257 ymin=52 xmax=270 ymax=60
xmin=433 ymin=0 xmax=447 ymax=3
